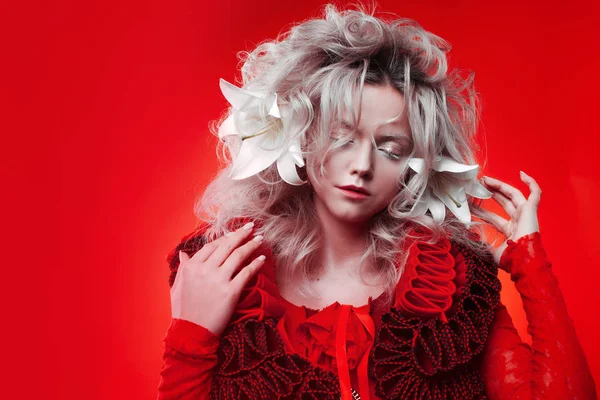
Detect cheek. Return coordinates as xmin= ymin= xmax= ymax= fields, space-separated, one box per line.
xmin=378 ymin=171 xmax=402 ymax=198
xmin=305 ymin=159 xmax=320 ymax=187
xmin=306 ymin=152 xmax=336 ymax=185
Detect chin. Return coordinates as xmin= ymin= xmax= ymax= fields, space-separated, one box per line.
xmin=331 ymin=210 xmax=373 ymax=224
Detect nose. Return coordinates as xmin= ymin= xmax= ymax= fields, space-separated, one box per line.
xmin=350 ymin=140 xmax=374 ymax=179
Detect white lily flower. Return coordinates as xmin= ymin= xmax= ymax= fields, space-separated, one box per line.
xmin=217 ymin=79 xmax=307 ymax=185
xmin=408 ymin=156 xmax=493 ymax=224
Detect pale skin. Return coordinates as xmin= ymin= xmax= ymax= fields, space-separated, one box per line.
xmin=480 ymin=171 xmax=542 ymax=269
xmin=170 ymin=84 xmax=543 ymax=335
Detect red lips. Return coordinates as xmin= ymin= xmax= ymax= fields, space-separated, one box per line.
xmin=337 ymin=185 xmax=371 ymax=195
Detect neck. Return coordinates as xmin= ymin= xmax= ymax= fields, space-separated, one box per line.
xmin=313 ymin=198 xmax=372 ymax=277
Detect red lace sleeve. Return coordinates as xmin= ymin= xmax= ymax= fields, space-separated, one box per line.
xmin=481 ymin=232 xmax=597 ymax=399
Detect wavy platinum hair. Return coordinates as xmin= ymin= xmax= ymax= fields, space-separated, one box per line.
xmin=193 ymin=3 xmax=496 ymax=307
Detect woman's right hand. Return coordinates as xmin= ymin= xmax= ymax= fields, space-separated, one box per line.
xmin=170 ymin=222 xmax=266 ymax=337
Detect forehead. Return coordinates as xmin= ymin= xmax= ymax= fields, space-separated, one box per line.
xmin=360 ymin=84 xmax=408 ymax=119
xmin=338 ymin=84 xmax=411 ymax=136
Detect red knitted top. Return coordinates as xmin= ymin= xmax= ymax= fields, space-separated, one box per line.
xmin=157 ymin=226 xmax=597 ymax=399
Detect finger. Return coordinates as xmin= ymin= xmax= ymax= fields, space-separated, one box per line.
xmin=488 ymin=189 xmax=516 ymax=217
xmin=520 ymin=171 xmax=542 ymax=205
xmin=477 ymin=208 xmax=510 ymax=236
xmin=220 ymin=235 xmax=264 ymax=279
xmin=190 ymin=223 xmax=252 ymax=264
xmin=171 ymin=250 xmax=190 ymax=292
xmin=179 ymin=250 xmax=190 ymax=264
xmin=205 ymin=222 xmax=255 ymax=268
xmin=190 ymin=234 xmax=230 ymax=264
xmin=230 ymin=255 xmax=266 ymax=293
xmin=482 ymin=176 xmax=527 ymax=208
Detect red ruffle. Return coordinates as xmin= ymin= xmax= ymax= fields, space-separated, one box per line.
xmin=295 ymin=302 xmax=373 ymax=372
xmin=394 ymin=236 xmax=467 ymax=323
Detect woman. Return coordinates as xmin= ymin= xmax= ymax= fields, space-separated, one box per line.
xmin=158 ymin=5 xmax=596 ymax=399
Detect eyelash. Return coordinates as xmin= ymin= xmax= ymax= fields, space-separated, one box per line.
xmin=330 ymin=137 xmax=405 ymax=160
xmin=379 ymin=146 xmax=403 ymax=160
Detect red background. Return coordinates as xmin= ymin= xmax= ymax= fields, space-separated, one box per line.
xmin=3 ymin=0 xmax=599 ymax=398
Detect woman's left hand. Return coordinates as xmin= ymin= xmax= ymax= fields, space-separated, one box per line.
xmin=478 ymin=171 xmax=542 ymax=268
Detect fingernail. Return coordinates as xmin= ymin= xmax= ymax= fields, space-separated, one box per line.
xmin=520 ymin=170 xmax=527 ymax=176
xmin=178 ymin=251 xmax=183 ymax=262
xmin=243 ymin=222 xmax=254 ymax=230
xmin=257 ymin=255 xmax=266 ymax=261
xmin=253 ymin=235 xmax=263 ymax=242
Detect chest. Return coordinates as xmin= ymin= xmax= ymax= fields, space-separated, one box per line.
xmin=278 ymin=272 xmax=387 ymax=310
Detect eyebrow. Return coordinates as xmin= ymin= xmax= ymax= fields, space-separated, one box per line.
xmin=379 ymin=134 xmax=412 ymax=143
xmin=340 ymin=120 xmax=355 ymax=130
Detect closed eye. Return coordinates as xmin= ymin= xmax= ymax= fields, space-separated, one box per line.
xmin=378 ymin=143 xmax=409 ymax=160
xmin=330 ymin=135 xmax=355 ymax=146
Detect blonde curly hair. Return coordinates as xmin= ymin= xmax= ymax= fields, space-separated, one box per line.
xmin=193 ymin=3 xmax=495 ymax=306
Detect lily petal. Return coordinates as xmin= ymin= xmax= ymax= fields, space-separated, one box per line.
xmin=219 ymin=79 xmax=277 ymax=114
xmin=431 ymin=180 xmax=471 ymax=223
xmin=217 ymin=114 xmax=238 ymax=140
xmin=410 ymin=156 xmax=480 ymax=179
xmin=228 ymin=132 xmax=288 ymax=180
xmin=408 ymin=158 xmax=427 ymax=174
xmin=277 ymin=152 xmax=305 ymax=185
xmin=433 ymin=156 xmax=478 ymax=173
xmin=279 ymin=102 xmax=307 ymax=167
xmin=268 ymin=93 xmax=281 ymax=118
xmin=411 ymin=187 xmax=431 ymax=217
xmin=464 ymin=180 xmax=493 ymax=199
xmin=288 ymin=138 xmax=305 ymax=167
xmin=428 ymin=195 xmax=447 ymax=223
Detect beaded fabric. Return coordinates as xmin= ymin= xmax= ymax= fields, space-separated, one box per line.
xmin=369 ymin=241 xmax=501 ymax=399
xmin=210 ymin=317 xmax=341 ymax=399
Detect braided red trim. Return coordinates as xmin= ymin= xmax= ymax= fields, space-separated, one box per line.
xmin=210 ymin=318 xmax=341 ymax=399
